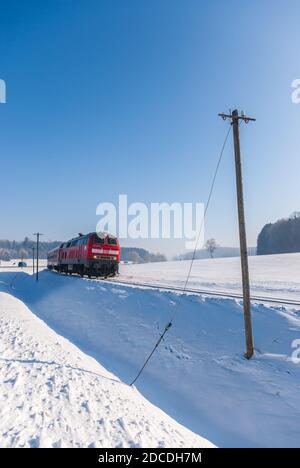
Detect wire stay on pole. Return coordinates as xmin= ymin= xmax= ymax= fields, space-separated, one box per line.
xmin=129 ymin=125 xmax=232 ymax=387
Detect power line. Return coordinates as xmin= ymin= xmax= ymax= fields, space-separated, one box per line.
xmin=173 ymin=124 xmax=232 ymax=313
xmin=129 ymin=125 xmax=232 ymax=386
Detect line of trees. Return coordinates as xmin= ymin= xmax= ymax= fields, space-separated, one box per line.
xmin=0 ymin=238 xmax=61 ymax=261
xmin=120 ymin=247 xmax=166 ymax=263
xmin=0 ymin=238 xmax=166 ymax=263
xmin=257 ymin=212 xmax=300 ymax=255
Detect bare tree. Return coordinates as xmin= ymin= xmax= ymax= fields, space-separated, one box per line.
xmin=18 ymin=248 xmax=28 ymax=261
xmin=205 ymin=238 xmax=217 ymax=258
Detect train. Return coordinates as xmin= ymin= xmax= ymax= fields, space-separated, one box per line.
xmin=47 ymin=232 xmax=120 ymax=277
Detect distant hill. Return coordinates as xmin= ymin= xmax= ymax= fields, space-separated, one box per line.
xmin=0 ymin=238 xmax=166 ymax=264
xmin=257 ymin=212 xmax=300 ymax=255
xmin=175 ymin=246 xmax=256 ymax=261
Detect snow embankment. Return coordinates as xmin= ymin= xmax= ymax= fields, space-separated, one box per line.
xmin=119 ymin=253 xmax=300 ymax=301
xmin=1 ymin=270 xmax=300 ymax=447
xmin=0 ymin=291 xmax=214 ymax=448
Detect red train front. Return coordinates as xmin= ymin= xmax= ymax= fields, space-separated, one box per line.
xmin=47 ymin=232 xmax=120 ymax=277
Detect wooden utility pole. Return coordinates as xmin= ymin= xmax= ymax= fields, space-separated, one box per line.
xmin=218 ymin=109 xmax=255 ymax=359
xmin=32 ymin=246 xmax=35 ymax=275
xmin=33 ymin=233 xmax=43 ymax=281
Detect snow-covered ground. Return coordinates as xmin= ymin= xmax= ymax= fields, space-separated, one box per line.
xmin=119 ymin=253 xmax=300 ymax=301
xmin=0 ymin=264 xmax=300 ymax=448
xmin=2 ymin=253 xmax=299 ymax=302
xmin=0 ymin=289 xmax=213 ymax=448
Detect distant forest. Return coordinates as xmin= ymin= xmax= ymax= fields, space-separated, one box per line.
xmin=257 ymin=212 xmax=300 ymax=255
xmin=0 ymin=238 xmax=60 ymax=261
xmin=0 ymin=238 xmax=166 ymax=264
xmin=120 ymin=247 xmax=166 ymax=263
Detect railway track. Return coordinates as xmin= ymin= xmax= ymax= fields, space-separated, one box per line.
xmin=2 ymin=267 xmax=299 ymax=308
xmin=102 ymin=277 xmax=300 ymax=308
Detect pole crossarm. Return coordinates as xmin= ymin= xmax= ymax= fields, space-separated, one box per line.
xmin=218 ymin=110 xmax=256 ymax=124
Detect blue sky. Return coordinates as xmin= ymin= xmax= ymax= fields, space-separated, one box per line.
xmin=0 ymin=0 xmax=299 ymax=256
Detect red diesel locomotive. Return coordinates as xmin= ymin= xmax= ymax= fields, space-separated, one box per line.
xmin=47 ymin=232 xmax=120 ymax=277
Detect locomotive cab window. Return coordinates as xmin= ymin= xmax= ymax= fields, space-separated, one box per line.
xmin=92 ymin=234 xmax=104 ymax=244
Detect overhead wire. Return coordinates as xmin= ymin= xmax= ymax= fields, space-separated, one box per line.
xmin=129 ymin=124 xmax=232 ymax=386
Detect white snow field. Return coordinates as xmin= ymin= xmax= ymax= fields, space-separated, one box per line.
xmin=119 ymin=252 xmax=300 ymax=302
xmin=0 ymin=259 xmax=47 ymax=269
xmin=0 ymin=258 xmax=300 ymax=448
xmin=0 ymin=290 xmax=213 ymax=448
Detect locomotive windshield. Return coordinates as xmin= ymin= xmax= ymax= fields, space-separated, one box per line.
xmin=92 ymin=234 xmax=104 ymax=244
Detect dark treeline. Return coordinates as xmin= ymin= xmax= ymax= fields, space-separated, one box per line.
xmin=121 ymin=247 xmax=166 ymax=263
xmin=0 ymin=238 xmax=166 ymax=263
xmin=257 ymin=212 xmax=300 ymax=255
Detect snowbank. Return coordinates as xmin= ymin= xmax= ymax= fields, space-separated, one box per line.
xmin=1 ymin=269 xmax=300 ymax=447
xmin=0 ymin=290 xmax=213 ymax=448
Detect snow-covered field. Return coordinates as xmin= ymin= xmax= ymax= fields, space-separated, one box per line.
xmin=119 ymin=253 xmax=300 ymax=301
xmin=0 ymin=289 xmax=213 ymax=448
xmin=1 ymin=256 xmax=300 ymax=448
xmin=0 ymin=258 xmax=47 ymax=270
xmin=2 ymin=253 xmax=299 ymax=302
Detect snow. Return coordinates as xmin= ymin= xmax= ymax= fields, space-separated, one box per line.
xmin=1 ymin=261 xmax=300 ymax=448
xmin=118 ymin=253 xmax=300 ymax=301
xmin=0 ymin=290 xmax=213 ymax=448
xmin=0 ymin=258 xmax=47 ymax=269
